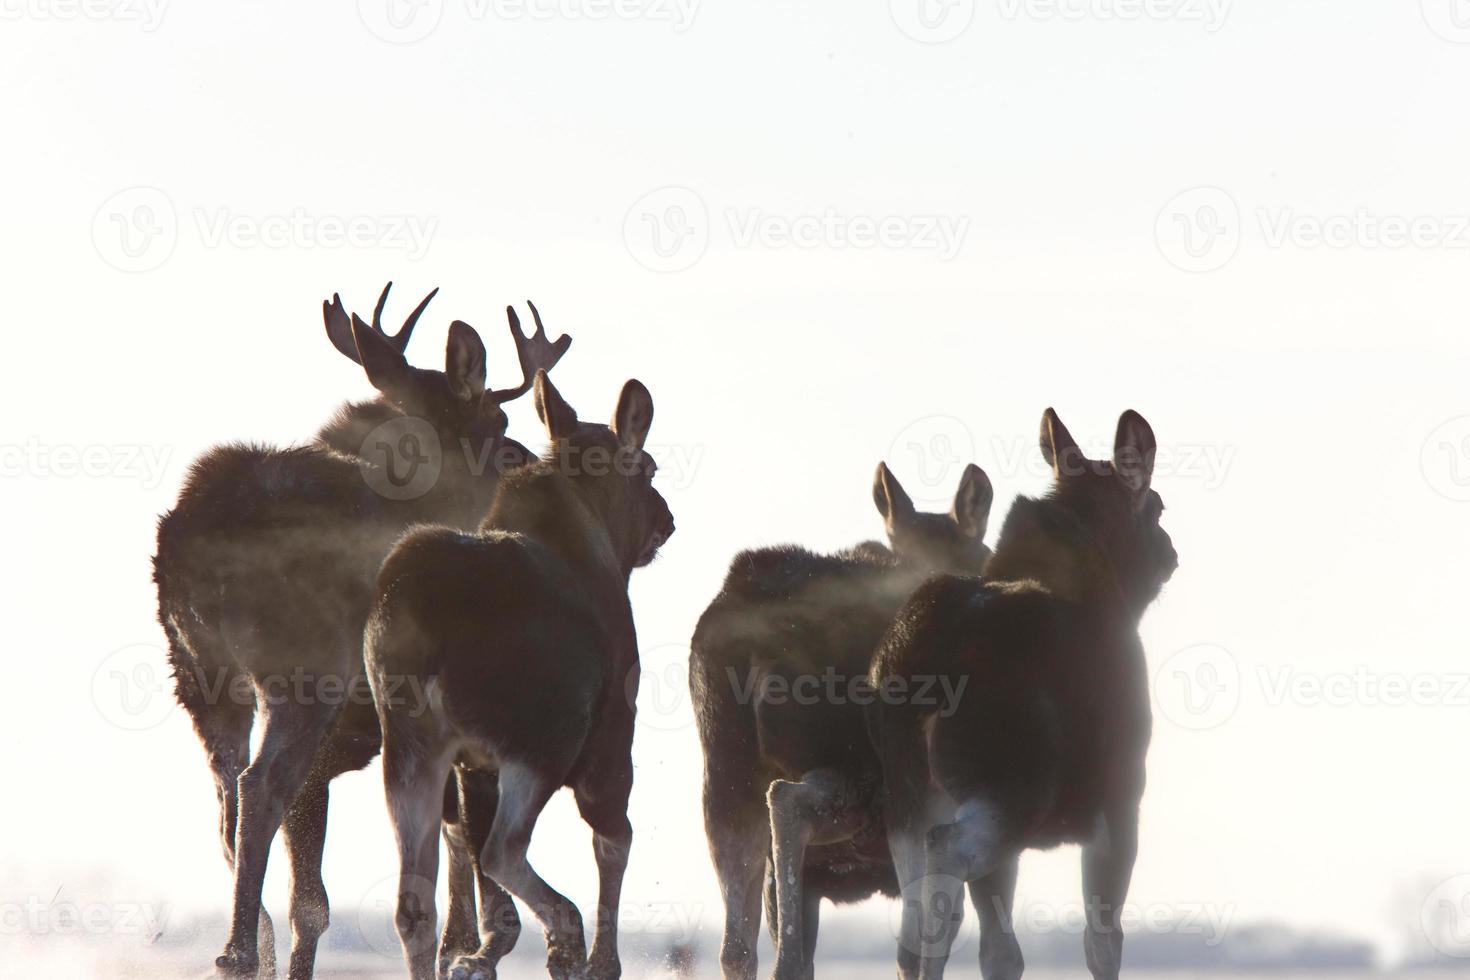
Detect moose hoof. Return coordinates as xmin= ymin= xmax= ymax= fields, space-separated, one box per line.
xmin=214 ymin=946 xmax=259 ymax=978
xmin=545 ymin=940 xmax=588 ymax=980
xmin=447 ymin=953 xmax=497 ymax=980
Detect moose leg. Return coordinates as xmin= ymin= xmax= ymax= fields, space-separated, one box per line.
xmin=446 ymin=767 xmax=523 ymax=980
xmin=282 ymin=775 xmax=330 ymax=980
xmin=918 ymin=800 xmax=1009 ymax=980
xmin=383 ymin=735 xmax=455 ymax=980
xmin=440 ymin=775 xmax=481 ymax=977
xmin=218 ymin=697 xmax=337 ymax=978
xmin=766 ymin=770 xmax=863 ymax=980
xmin=707 ymin=794 xmax=767 ymax=980
xmin=480 ymin=762 xmax=586 ymax=980
xmin=1081 ymin=807 xmax=1138 ymax=980
xmin=968 ymin=858 xmax=1023 ymax=980
xmin=574 ymin=773 xmax=634 ymax=980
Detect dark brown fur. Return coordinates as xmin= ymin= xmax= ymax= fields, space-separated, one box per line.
xmin=690 ymin=463 xmax=993 ymax=980
xmin=153 ymin=291 xmax=566 ymax=979
xmin=869 ymin=408 xmax=1177 ymax=980
xmin=365 ymin=371 xmax=674 ymax=980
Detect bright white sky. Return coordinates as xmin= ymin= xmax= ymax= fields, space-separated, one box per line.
xmin=3 ymin=0 xmax=1470 ymax=969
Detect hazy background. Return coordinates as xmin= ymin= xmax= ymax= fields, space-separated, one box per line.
xmin=3 ymin=0 xmax=1470 ymax=975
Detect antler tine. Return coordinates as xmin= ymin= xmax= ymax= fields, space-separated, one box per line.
xmin=487 ymin=301 xmax=573 ymax=404
xmin=322 ymin=292 xmax=364 ymax=365
xmin=389 ymin=286 xmax=439 ymax=353
xmin=370 ymin=282 xmax=393 ymax=334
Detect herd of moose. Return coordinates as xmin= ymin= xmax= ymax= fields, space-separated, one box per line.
xmin=153 ymin=284 xmax=1178 ymax=980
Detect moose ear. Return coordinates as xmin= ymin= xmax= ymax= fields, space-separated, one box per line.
xmin=951 ymin=464 xmax=993 ymax=539
xmin=1039 ymin=407 xmax=1082 ymax=479
xmin=872 ymin=462 xmax=916 ymax=531
xmin=351 ymin=313 xmax=412 ymax=399
xmin=1113 ymin=409 xmax=1157 ymax=496
xmin=534 ymin=370 xmax=580 ymax=441
xmin=612 ymin=379 xmax=654 ymax=450
xmin=446 ymin=320 xmax=487 ymax=402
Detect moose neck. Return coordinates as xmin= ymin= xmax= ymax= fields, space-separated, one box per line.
xmin=482 ymin=464 xmax=630 ymax=584
xmin=314 ymin=398 xmax=403 ymax=457
xmin=984 ymin=495 xmax=1128 ymax=614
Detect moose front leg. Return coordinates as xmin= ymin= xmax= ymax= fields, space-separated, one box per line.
xmin=766 ymin=769 xmax=864 ymax=980
xmin=282 ymin=776 xmax=331 ymax=980
xmin=1081 ymin=807 xmax=1139 ymax=980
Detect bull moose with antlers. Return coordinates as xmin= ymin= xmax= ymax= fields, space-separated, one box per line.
xmin=153 ymin=285 xmax=569 ymax=979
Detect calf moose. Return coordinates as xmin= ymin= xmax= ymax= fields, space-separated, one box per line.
xmin=690 ymin=463 xmax=994 ymax=980
xmin=153 ymin=287 xmax=568 ymax=979
xmin=366 ymin=370 xmax=675 ymax=980
xmin=869 ymin=408 xmax=1178 ymax=980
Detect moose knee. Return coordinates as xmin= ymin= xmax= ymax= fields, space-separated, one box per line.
xmin=290 ymin=888 xmax=330 ymax=940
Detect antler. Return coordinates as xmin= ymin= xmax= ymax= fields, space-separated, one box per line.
xmin=487 ymin=300 xmax=573 ymax=403
xmin=322 ymin=282 xmax=439 ymax=365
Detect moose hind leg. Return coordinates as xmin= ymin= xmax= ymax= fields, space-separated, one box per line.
xmin=767 ymin=770 xmax=863 ymax=980
xmin=969 ymin=857 xmax=1023 ymax=980
xmin=218 ymin=696 xmax=337 ymax=978
xmin=574 ymin=776 xmax=635 ymax=980
xmin=383 ymin=736 xmax=455 ymax=980
xmin=480 ymin=763 xmax=586 ymax=980
xmin=917 ymin=800 xmax=1010 ymax=980
xmin=282 ymin=775 xmax=331 ymax=980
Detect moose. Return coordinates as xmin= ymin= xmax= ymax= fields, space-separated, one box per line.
xmin=690 ymin=462 xmax=994 ymax=980
xmin=869 ymin=408 xmax=1178 ymax=980
xmin=153 ymin=285 xmax=569 ymax=979
xmin=365 ymin=370 xmax=675 ymax=980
